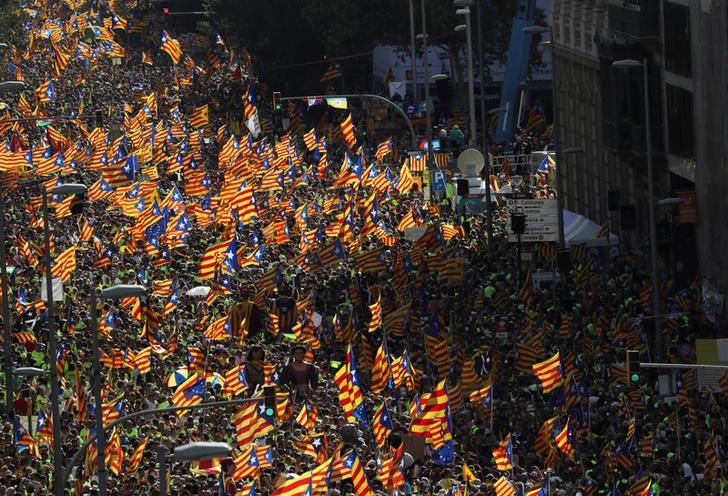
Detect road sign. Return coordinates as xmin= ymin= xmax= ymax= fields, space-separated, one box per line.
xmin=505 ymin=198 xmax=558 ymax=243
xmin=507 ymin=233 xmax=558 ymax=243
xmin=431 ymin=170 xmax=446 ymax=193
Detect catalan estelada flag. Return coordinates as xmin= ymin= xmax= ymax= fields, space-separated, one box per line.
xmin=340 ymin=114 xmax=357 ymax=148
xmin=493 ymin=434 xmax=513 ymax=471
xmin=532 ymin=351 xmax=564 ymax=393
xmin=320 ymin=63 xmax=343 ymax=82
xmin=51 ymin=246 xmax=77 ymax=282
xmin=554 ymin=418 xmax=574 ymax=459
xmin=36 ymin=79 xmax=57 ymax=103
xmin=371 ymin=402 xmax=392 ymax=448
xmin=494 ymin=476 xmax=515 ymax=496
xmin=189 ymin=104 xmax=209 ymax=128
xmin=367 ymin=295 xmax=382 ymax=333
xmin=127 ymin=436 xmax=149 ymax=473
xmin=375 ymin=137 xmax=392 ymax=161
xmin=160 ymin=30 xmax=182 ymax=64
xmin=396 ymin=162 xmax=413 ymax=194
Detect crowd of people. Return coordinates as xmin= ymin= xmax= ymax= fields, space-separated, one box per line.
xmin=0 ymin=1 xmax=722 ymax=496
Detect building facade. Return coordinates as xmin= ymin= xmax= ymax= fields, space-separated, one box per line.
xmin=552 ymin=0 xmax=727 ymax=314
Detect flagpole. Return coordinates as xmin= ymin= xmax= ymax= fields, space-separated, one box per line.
xmin=489 ymin=385 xmax=494 ymax=434
xmin=675 ymin=400 xmax=680 ymax=462
xmin=199 ymin=338 xmax=212 ymax=438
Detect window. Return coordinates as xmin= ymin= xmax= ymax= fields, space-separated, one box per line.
xmin=665 ymin=84 xmax=694 ymax=158
xmin=663 ymin=2 xmax=691 ymax=77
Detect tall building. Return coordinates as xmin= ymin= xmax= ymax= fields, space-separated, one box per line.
xmin=552 ymin=0 xmax=727 ymax=313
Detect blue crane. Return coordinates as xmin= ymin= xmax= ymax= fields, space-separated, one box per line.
xmin=494 ymin=0 xmax=538 ymax=143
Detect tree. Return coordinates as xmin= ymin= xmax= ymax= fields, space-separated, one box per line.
xmin=204 ymin=0 xmax=523 ymax=105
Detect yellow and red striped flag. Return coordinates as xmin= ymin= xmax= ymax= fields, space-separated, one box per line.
xmin=51 ymin=246 xmax=77 ymax=281
xmin=493 ymin=434 xmax=513 ymax=471
xmin=367 ymin=295 xmax=381 ymax=333
xmin=160 ymin=31 xmax=182 ymax=64
xmin=127 ymin=436 xmax=149 ymax=473
xmin=370 ymin=342 xmax=391 ymax=393
xmin=494 ymin=476 xmax=515 ymax=496
xmin=340 ymin=114 xmax=357 ymax=148
xmin=190 ymin=104 xmax=209 ymax=128
xmin=554 ymin=419 xmax=574 ymax=459
xmin=396 ymin=162 xmax=413 ymax=194
xmin=532 ymin=352 xmax=563 ymax=393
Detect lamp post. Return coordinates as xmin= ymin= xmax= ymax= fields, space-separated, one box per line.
xmin=13 ymin=367 xmax=45 ymax=437
xmin=41 ymin=182 xmax=86 ymax=496
xmin=408 ymin=0 xmax=418 ymax=110
xmin=91 ymin=284 xmax=146 ymax=496
xmin=0 ymin=81 xmax=28 ymax=91
xmin=1 ymin=78 xmax=34 ymax=421
xmin=613 ymin=58 xmax=661 ymax=358
xmin=483 ymin=106 xmax=506 ymax=250
xmin=474 ymin=0 xmax=487 ymax=149
xmin=417 ymin=0 xmax=434 ymax=172
xmin=657 ymin=197 xmax=682 ymax=289
xmin=159 ymin=442 xmax=232 ymax=496
xmin=454 ymin=0 xmax=476 ymax=147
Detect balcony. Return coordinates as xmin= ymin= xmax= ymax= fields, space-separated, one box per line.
xmin=607 ymin=0 xmax=659 ymax=40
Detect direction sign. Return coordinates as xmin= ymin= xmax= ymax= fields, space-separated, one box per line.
xmin=507 ymin=233 xmax=558 ymax=243
xmin=505 ymin=198 xmax=559 ymax=243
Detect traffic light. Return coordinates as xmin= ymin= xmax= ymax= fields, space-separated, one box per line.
xmin=162 ymin=7 xmax=169 ymax=15
xmin=272 ymin=91 xmax=282 ymax=111
xmin=626 ymin=350 xmax=640 ymax=383
xmin=263 ymin=385 xmax=276 ymax=417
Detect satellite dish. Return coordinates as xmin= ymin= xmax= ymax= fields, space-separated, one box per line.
xmin=457 ymin=148 xmax=485 ymax=177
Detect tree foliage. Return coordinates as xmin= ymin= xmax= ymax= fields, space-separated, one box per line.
xmin=204 ymin=0 xmax=521 ymax=100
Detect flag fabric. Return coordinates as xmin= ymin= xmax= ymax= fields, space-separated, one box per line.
xmin=326 ymin=97 xmax=348 ymax=109
xmin=371 ymin=402 xmax=393 ymax=448
xmin=367 ymin=296 xmax=382 ymax=333
xmin=493 ymin=434 xmax=513 ymax=471
xmin=51 ymin=246 xmax=77 ymax=281
xmin=532 ymin=352 xmax=564 ymax=393
xmin=127 ymin=436 xmax=149 ymax=473
xmin=320 ymin=64 xmax=343 ymax=82
xmin=396 ymin=163 xmax=413 ymax=194
xmin=340 ymin=114 xmax=357 ymax=148
xmin=171 ymin=374 xmax=206 ymax=413
xmin=554 ymin=419 xmax=574 ymax=459
xmin=597 ymin=221 xmax=609 ymax=239
xmin=526 ymin=101 xmax=546 ymax=130
xmin=370 ymin=342 xmax=391 ymax=393
xmin=190 ymin=104 xmax=209 ymax=128
xmin=375 ymin=138 xmax=392 ymax=162
xmin=494 ymin=476 xmax=516 ymax=496
xmin=161 ymin=31 xmax=183 ymax=64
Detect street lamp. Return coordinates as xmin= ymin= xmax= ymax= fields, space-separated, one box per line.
xmin=454 ymin=2 xmax=476 ymax=147
xmin=1 ymin=79 xmax=42 ymax=421
xmin=91 ymin=284 xmax=146 ymax=496
xmin=408 ymin=0 xmax=417 ymax=125
xmin=657 ymin=197 xmax=682 ymax=287
xmin=159 ymin=442 xmax=232 ymax=496
xmin=39 ymin=182 xmax=87 ymax=496
xmin=483 ymin=107 xmax=506 ymax=250
xmin=14 ymin=367 xmax=46 ymax=377
xmin=430 ymin=73 xmax=449 ymax=81
xmin=416 ymin=11 xmax=435 ymax=175
xmin=613 ymin=57 xmax=661 ymax=358
xmin=0 ymin=81 xmax=27 ymax=91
